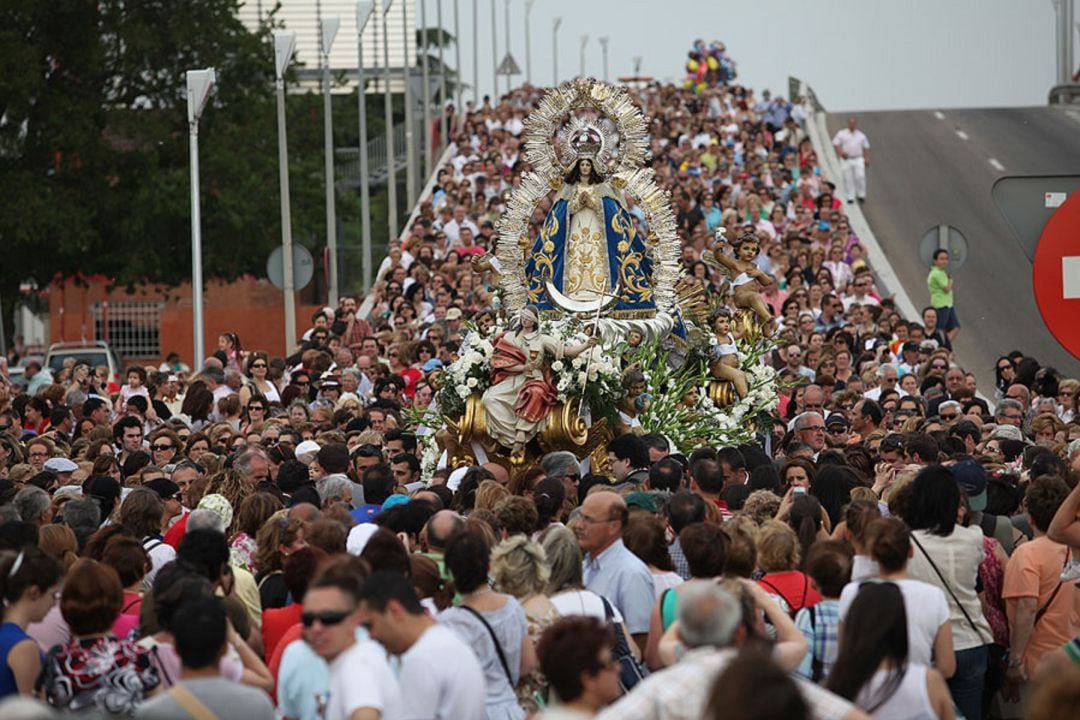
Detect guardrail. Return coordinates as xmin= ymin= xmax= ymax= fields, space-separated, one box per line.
xmin=1049 ymin=83 xmax=1080 ymax=104
xmin=335 ymin=122 xmax=410 ymax=188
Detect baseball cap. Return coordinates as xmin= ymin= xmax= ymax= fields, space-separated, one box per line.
xmin=825 ymin=413 xmax=849 ymax=430
xmin=990 ymin=425 xmax=1028 ymax=444
xmin=625 ymin=492 xmax=658 ymax=513
xmin=295 ymin=440 xmax=322 ymax=465
xmin=902 ymin=341 xmax=920 ymax=353
xmin=145 ymin=478 xmax=181 ymax=501
xmin=919 ymin=339 xmax=939 ymax=352
xmin=952 ymin=459 xmax=988 ymax=512
xmin=422 ymin=358 xmax=444 ymax=373
xmin=320 ymin=377 xmax=341 ymax=390
xmin=446 ymin=308 xmax=463 ymax=321
xmin=44 ymin=457 xmax=79 ymax=474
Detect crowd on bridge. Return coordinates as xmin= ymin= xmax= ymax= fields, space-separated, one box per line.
xmin=1 ymin=38 xmax=1080 ymax=720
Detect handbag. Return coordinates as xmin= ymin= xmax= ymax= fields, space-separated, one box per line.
xmin=600 ymin=596 xmax=648 ymax=693
xmin=461 ymin=605 xmax=515 ymax=689
xmin=911 ymin=534 xmax=990 ymax=645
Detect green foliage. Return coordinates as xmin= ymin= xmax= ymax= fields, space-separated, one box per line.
xmin=0 ymin=0 xmax=395 ymax=311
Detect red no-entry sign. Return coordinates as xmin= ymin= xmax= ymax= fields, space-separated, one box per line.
xmin=1033 ymin=191 xmax=1080 ymax=361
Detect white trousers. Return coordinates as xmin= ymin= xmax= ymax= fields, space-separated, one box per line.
xmin=840 ymin=156 xmax=866 ymax=201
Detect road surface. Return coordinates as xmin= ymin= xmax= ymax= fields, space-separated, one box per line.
xmin=826 ymin=106 xmax=1080 ymax=393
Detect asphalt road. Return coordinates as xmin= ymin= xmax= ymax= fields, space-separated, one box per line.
xmin=826 ymin=106 xmax=1080 ymax=392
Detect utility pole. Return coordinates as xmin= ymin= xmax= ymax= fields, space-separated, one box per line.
xmin=320 ymin=14 xmax=342 ymax=306
xmin=579 ymin=34 xmax=588 ymax=78
xmin=381 ymin=1 xmax=398 ymax=239
xmin=524 ymin=0 xmax=534 ymax=85
xmin=403 ymin=0 xmax=417 ymax=207
xmin=438 ymin=0 xmax=449 ymax=154
xmin=490 ymin=0 xmax=497 ymax=100
xmin=454 ymin=0 xmax=462 ymax=114
xmin=186 ymin=67 xmax=215 ymax=365
xmin=472 ymin=0 xmax=479 ymax=106
xmin=552 ymin=17 xmax=561 ymax=86
xmin=421 ymin=0 xmax=432 ymax=174
xmin=598 ymin=36 xmax=609 ymax=82
xmin=357 ymin=1 xmax=375 ymax=294
xmin=504 ymin=0 xmax=511 ymax=95
xmin=273 ymin=32 xmax=298 ymax=353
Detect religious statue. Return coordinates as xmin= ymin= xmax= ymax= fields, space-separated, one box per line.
xmin=709 ymin=307 xmax=748 ymax=398
xmin=712 ymin=230 xmax=776 ymax=333
xmin=525 ymin=131 xmax=655 ymax=317
xmin=482 ymin=306 xmax=596 ymax=462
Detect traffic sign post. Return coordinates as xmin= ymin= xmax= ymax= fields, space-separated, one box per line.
xmin=1032 ymin=190 xmax=1080 ymax=361
xmin=918 ymin=224 xmax=968 ymax=272
xmin=267 ymin=245 xmax=316 ymax=292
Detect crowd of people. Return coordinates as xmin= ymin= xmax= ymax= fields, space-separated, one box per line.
xmin=1 ymin=40 xmax=1080 ymax=720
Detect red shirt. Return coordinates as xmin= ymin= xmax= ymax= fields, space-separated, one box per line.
xmin=163 ymin=513 xmax=188 ymax=549
xmin=262 ymin=604 xmax=302 ymax=665
xmin=757 ymin=570 xmax=822 ymax=612
xmin=268 ymin=622 xmax=305 ymax=704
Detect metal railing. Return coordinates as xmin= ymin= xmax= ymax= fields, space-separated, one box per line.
xmin=335 ymin=121 xmax=410 ymax=188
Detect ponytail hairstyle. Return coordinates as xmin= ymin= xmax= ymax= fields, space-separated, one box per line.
xmin=0 ymin=546 xmax=63 ymax=618
xmin=39 ymin=524 xmax=79 ymax=572
xmin=787 ymin=494 xmax=823 ymax=569
xmin=826 ymin=582 xmax=909 ymax=712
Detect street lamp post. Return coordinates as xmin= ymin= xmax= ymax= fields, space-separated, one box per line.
xmin=453 ymin=0 xmax=462 ymax=114
xmin=273 ymin=32 xmax=298 ymax=353
xmin=472 ymin=0 xmax=479 ymax=106
xmin=381 ymin=0 xmax=398 ymax=239
xmin=357 ymin=1 xmax=375 ymax=294
xmin=186 ymin=67 xmax=216 ymax=365
xmin=579 ymin=34 xmax=588 ymax=78
xmin=524 ymin=0 xmax=534 ymax=85
xmin=420 ymin=0 xmax=432 ymax=174
xmin=438 ymin=0 xmax=449 ymax=154
xmin=503 ymin=0 xmax=511 ymax=95
xmin=403 ymin=0 xmax=417 ymax=207
xmin=552 ymin=17 xmax=561 ymax=86
xmin=320 ymin=15 xmax=341 ymax=306
xmin=490 ymin=0 xmax=497 ymax=99
xmin=598 ymin=36 xmax=609 ymax=82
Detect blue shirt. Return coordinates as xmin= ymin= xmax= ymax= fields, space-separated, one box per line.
xmin=583 ymin=539 xmax=655 ymax=634
xmin=794 ymin=600 xmax=841 ymax=682
xmin=0 ymin=622 xmax=32 ymax=699
xmin=351 ymin=504 xmax=383 ymax=524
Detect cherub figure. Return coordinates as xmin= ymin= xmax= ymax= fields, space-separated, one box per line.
xmin=712 ymin=229 xmax=776 ymax=333
xmin=709 ymin=307 xmax=749 ymax=399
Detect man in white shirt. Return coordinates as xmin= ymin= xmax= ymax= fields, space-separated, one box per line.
xmin=863 ymin=363 xmax=906 ymax=401
xmin=305 ymin=558 xmax=402 ymax=720
xmin=831 ymin=116 xmax=870 ymax=204
xmin=442 ymin=205 xmax=479 ymax=247
xmin=358 ymin=571 xmax=485 ymax=720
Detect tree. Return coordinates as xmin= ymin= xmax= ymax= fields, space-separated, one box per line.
xmin=0 ymin=0 xmax=358 ymax=324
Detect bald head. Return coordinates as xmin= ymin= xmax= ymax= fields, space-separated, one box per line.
xmin=482 ymin=462 xmax=510 ymax=486
xmin=576 ymin=491 xmax=628 ymax=556
xmin=426 ymin=509 xmax=465 ymax=552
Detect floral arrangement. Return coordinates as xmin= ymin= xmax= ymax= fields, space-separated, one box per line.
xmin=435 ymin=317 xmax=624 ymax=419
xmin=634 ymin=333 xmax=781 ymax=454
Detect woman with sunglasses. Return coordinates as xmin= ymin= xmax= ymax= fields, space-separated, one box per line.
xmin=241 ymin=396 xmax=269 ymax=436
xmin=993 ymin=356 xmax=1017 ymax=402
xmin=239 ymin=352 xmax=280 ymax=408
xmin=148 ymin=428 xmax=181 ymax=467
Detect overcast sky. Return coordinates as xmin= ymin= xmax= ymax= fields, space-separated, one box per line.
xmin=443 ymin=0 xmax=1059 ymax=111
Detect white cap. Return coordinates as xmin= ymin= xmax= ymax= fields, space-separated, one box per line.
xmin=44 ymin=457 xmax=79 ymax=474
xmin=346 ymin=524 xmax=380 ymax=556
xmin=295 ymin=440 xmax=322 ymax=465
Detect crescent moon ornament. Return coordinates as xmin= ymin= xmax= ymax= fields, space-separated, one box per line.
xmin=543 ymin=279 xmax=621 ymax=316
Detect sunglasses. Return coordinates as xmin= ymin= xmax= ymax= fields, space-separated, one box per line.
xmin=941 ymin=413 xmax=959 ymax=421
xmin=251 ymin=363 xmax=267 ymax=369
xmin=151 ymin=444 xmax=175 ymax=452
xmin=301 ymin=610 xmax=351 ymax=628
xmin=249 ymin=406 xmax=265 ymax=412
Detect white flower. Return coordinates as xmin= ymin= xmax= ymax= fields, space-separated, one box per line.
xmin=572 ymin=357 xmax=584 ymax=369
xmin=551 ymin=360 xmax=564 ymax=371
xmin=577 ymin=372 xmax=587 ymax=385
xmin=466 ymin=377 xmax=478 ymax=388
xmin=456 ymin=386 xmax=471 ymax=398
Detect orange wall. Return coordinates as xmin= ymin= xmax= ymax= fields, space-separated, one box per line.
xmin=49 ymin=276 xmax=322 ymax=363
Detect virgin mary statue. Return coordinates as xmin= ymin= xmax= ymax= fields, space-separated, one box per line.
xmin=524 ymin=129 xmax=656 ymax=319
